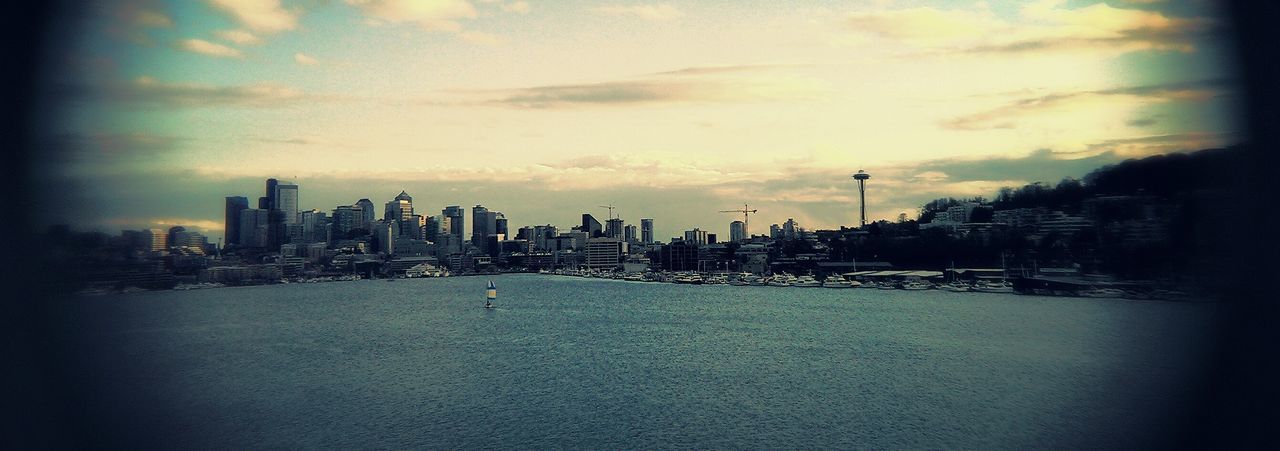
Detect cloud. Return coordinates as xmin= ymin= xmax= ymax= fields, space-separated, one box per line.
xmin=842 ymin=2 xmax=1214 ymax=56
xmin=1125 ymin=116 xmax=1158 ymax=127
xmin=475 ymin=77 xmax=821 ymax=108
xmin=346 ymin=0 xmax=477 ymax=32
xmin=459 ymin=30 xmax=503 ymax=46
xmin=594 ymin=4 xmax=684 ymax=21
xmin=104 ymin=0 xmax=174 ymax=45
xmin=215 ymin=29 xmax=261 ymax=45
xmin=941 ymin=79 xmax=1228 ymax=130
xmin=294 ymin=52 xmax=319 ymax=65
xmin=55 ymin=76 xmax=317 ymax=109
xmin=502 ymin=1 xmax=530 ymax=14
xmin=207 ymin=0 xmax=299 ymax=33
xmin=178 ymin=38 xmax=244 ymax=58
xmin=1079 ymin=132 xmax=1235 ymax=158
xmin=131 ymin=9 xmax=173 ymax=28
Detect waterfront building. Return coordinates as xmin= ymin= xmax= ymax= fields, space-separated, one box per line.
xmin=584 ymin=237 xmax=623 ymax=270
xmin=224 ymin=196 xmax=249 ymax=246
xmin=730 ymin=221 xmax=746 ymax=242
xmin=640 ymin=218 xmax=654 ymax=244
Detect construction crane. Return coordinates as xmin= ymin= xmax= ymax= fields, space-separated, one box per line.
xmin=719 ymin=204 xmax=758 ymax=238
xmin=598 ymin=205 xmax=617 ymax=220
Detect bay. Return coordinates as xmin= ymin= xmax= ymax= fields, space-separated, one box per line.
xmin=54 ymin=274 xmax=1218 ymax=449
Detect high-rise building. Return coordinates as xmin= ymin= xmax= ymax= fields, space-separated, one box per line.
xmin=275 ymin=182 xmax=299 ymax=224
xmin=494 ymin=213 xmax=508 ymax=241
xmin=355 ymin=198 xmax=376 ymax=230
xmin=729 ymin=221 xmax=746 ymax=242
xmin=224 ymin=196 xmax=249 ymax=246
xmin=640 ymin=218 xmax=654 ymax=244
xmin=707 ymin=233 xmax=717 ymax=244
xmin=385 ymin=192 xmax=414 ymax=221
xmin=425 ymin=215 xmax=441 ymax=242
xmin=580 ymin=214 xmax=602 ymax=238
xmin=472 ymin=205 xmax=492 ymax=246
xmin=332 ymin=205 xmax=362 ymax=238
xmin=624 ymin=224 xmax=637 ymax=243
xmin=238 ymin=208 xmax=269 ymax=248
xmin=442 ymin=206 xmax=465 ymax=241
xmin=684 ymin=228 xmax=708 ymax=245
xmin=139 ymin=229 xmax=167 ymax=252
xmin=264 ymin=178 xmax=279 ymax=210
xmin=533 ymin=224 xmax=557 ymax=251
xmin=605 ymin=218 xmax=624 ymax=239
xmin=301 ymin=209 xmax=328 ymax=244
xmin=371 ymin=220 xmax=398 ymax=255
xmin=770 ymin=224 xmax=781 ymax=239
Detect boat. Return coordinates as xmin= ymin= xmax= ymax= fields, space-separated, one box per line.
xmin=484 ymin=280 xmax=497 ymax=309
xmin=821 ymin=277 xmax=854 ymax=288
xmin=877 ymin=281 xmax=897 ymax=290
xmin=673 ymin=274 xmax=704 ymax=284
xmin=940 ymin=283 xmax=970 ymax=292
xmin=900 ymin=281 xmax=931 ymax=290
xmin=623 ymin=273 xmax=645 ymax=282
xmin=794 ymin=275 xmax=822 ymax=287
xmin=972 ymin=281 xmax=1015 ymax=294
xmin=704 ymin=275 xmax=729 ymax=285
xmin=767 ymin=274 xmax=796 ymax=287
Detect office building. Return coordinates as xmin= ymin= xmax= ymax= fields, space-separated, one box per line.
xmin=684 ymin=228 xmax=708 ymax=245
xmin=238 ymin=208 xmax=269 ymax=248
xmin=442 ymin=206 xmax=465 ymax=242
xmin=584 ymin=237 xmax=623 ymax=270
xmin=332 ymin=205 xmax=362 ymax=238
xmin=224 ymin=196 xmax=249 ymax=246
xmin=640 ymin=218 xmax=654 ymax=244
xmin=385 ymin=191 xmax=414 ymax=222
xmin=275 ymin=182 xmax=299 ymax=224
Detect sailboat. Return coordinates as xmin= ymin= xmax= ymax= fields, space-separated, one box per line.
xmin=484 ymin=280 xmax=497 ymax=308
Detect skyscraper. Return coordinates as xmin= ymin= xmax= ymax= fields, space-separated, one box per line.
xmin=425 ymin=215 xmax=441 ymax=242
xmin=605 ymin=218 xmax=624 ymax=239
xmin=442 ymin=206 xmax=465 ymax=242
xmin=385 ymin=192 xmax=413 ymax=221
xmin=224 ymin=196 xmax=249 ymax=246
xmin=355 ymin=198 xmax=375 ymax=230
xmin=275 ymin=182 xmax=299 ymax=224
xmin=472 ymin=205 xmax=491 ymax=247
xmin=332 ymin=205 xmax=362 ymax=238
xmin=264 ymin=178 xmax=278 ymax=210
xmin=729 ymin=220 xmax=746 ymax=242
xmin=581 ymin=214 xmax=602 ymax=238
xmin=624 ymin=224 xmax=637 ymax=243
xmin=640 ymin=218 xmax=654 ymax=244
xmin=239 ymin=208 xmax=269 ymax=248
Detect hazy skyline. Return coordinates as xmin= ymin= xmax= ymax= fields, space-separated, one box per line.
xmin=37 ymin=0 xmax=1239 ymax=242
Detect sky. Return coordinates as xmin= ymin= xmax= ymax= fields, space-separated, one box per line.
xmin=35 ymin=0 xmax=1240 ymax=243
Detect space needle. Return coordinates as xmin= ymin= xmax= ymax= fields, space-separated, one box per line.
xmin=852 ymin=170 xmax=870 ymax=227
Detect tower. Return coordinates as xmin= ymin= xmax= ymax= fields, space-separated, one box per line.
xmin=853 ymin=170 xmax=871 ymax=227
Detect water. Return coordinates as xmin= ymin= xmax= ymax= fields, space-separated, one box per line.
xmin=53 ymin=274 xmax=1219 ymax=448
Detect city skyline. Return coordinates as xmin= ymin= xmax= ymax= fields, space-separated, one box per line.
xmin=36 ymin=0 xmax=1239 ymax=243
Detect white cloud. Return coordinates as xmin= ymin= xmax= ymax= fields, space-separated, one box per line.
xmin=215 ymin=29 xmax=261 ymax=45
xmin=207 ymin=0 xmax=299 ymax=33
xmin=294 ymin=52 xmax=319 ymax=65
xmin=595 ymin=4 xmax=684 ymax=21
xmin=502 ymin=1 xmax=530 ymax=14
xmin=346 ymin=0 xmax=477 ymax=32
xmin=178 ymin=38 xmax=243 ymax=58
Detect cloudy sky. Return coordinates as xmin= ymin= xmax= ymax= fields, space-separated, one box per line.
xmin=37 ymin=0 xmax=1239 ymax=242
